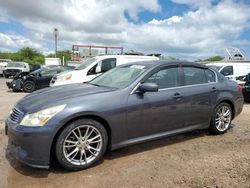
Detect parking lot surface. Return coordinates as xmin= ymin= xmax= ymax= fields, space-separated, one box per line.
xmin=0 ymin=77 xmax=250 ymax=188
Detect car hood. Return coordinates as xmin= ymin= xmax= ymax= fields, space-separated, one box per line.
xmin=17 ymin=83 xmax=115 ymax=112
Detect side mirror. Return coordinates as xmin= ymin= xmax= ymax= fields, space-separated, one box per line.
xmin=138 ymin=83 xmax=159 ymax=93
xmin=95 ymin=66 xmax=101 ymax=74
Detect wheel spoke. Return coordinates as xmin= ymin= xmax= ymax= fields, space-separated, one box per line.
xmin=88 ymin=145 xmax=100 ymax=152
xmin=84 ymin=126 xmax=90 ymax=139
xmin=88 ymin=148 xmax=97 ymax=156
xmin=77 ymin=127 xmax=82 ymax=139
xmin=72 ymin=130 xmax=80 ymax=139
xmin=64 ymin=144 xmax=76 ymax=148
xmin=69 ymin=149 xmax=79 ymax=161
xmin=89 ymin=139 xmax=102 ymax=144
xmin=86 ymin=128 xmax=94 ymax=139
xmin=79 ymin=150 xmax=84 ymax=165
xmin=88 ymin=135 xmax=101 ymax=143
xmin=224 ymin=109 xmax=230 ymax=116
xmin=66 ymin=147 xmax=79 ymax=158
xmin=83 ymin=150 xmax=87 ymax=163
xmin=65 ymin=139 xmax=77 ymax=145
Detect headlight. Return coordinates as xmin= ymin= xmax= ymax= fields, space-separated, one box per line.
xmin=56 ymin=74 xmax=72 ymax=82
xmin=20 ymin=104 xmax=66 ymax=127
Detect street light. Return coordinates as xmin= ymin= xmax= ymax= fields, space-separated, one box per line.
xmin=54 ymin=28 xmax=58 ymax=58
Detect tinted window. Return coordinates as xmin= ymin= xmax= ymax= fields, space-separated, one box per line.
xmin=220 ymin=66 xmax=233 ymax=76
xmin=100 ymin=58 xmax=116 ymax=72
xmin=41 ymin=68 xmax=59 ymax=76
xmin=183 ymin=67 xmax=207 ymax=85
xmin=145 ymin=67 xmax=179 ymax=89
xmin=205 ymin=69 xmax=216 ymax=82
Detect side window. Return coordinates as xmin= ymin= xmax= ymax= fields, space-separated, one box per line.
xmin=183 ymin=67 xmax=207 ymax=85
xmin=41 ymin=69 xmax=59 ymax=76
xmin=144 ymin=67 xmax=180 ymax=89
xmin=205 ymin=69 xmax=216 ymax=83
xmin=100 ymin=58 xmax=116 ymax=72
xmin=220 ymin=66 xmax=233 ymax=76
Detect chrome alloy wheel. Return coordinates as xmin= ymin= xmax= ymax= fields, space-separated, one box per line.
xmin=63 ymin=125 xmax=103 ymax=165
xmin=215 ymin=105 xmax=232 ymax=132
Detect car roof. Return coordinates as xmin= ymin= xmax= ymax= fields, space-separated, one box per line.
xmin=120 ymin=60 xmax=208 ymax=69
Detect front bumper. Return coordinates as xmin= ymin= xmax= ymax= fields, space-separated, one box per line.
xmin=6 ymin=80 xmax=23 ymax=91
xmin=5 ymin=119 xmax=55 ymax=169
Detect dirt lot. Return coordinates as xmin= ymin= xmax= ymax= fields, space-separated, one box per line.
xmin=0 ymin=78 xmax=249 ymax=188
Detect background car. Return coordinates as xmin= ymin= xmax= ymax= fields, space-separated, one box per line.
xmin=6 ymin=65 xmax=74 ymax=92
xmin=242 ymin=73 xmax=250 ymax=102
xmin=6 ymin=60 xmax=244 ymax=170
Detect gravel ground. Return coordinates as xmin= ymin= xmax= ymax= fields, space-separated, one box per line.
xmin=0 ymin=77 xmax=249 ymax=188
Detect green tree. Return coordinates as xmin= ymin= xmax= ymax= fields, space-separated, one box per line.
xmin=203 ymin=56 xmax=224 ymax=62
xmin=0 ymin=47 xmax=45 ymax=64
xmin=47 ymin=50 xmax=72 ymax=63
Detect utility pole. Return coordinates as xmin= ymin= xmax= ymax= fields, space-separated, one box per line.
xmin=54 ymin=28 xmax=58 ymax=58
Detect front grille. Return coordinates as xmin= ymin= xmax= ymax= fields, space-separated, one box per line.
xmin=6 ymin=69 xmax=21 ymax=75
xmin=9 ymin=107 xmax=24 ymax=123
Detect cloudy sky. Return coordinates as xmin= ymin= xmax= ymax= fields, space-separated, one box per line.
xmin=0 ymin=0 xmax=250 ymax=60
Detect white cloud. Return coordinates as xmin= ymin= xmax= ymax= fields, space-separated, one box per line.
xmin=0 ymin=0 xmax=250 ymax=59
xmin=0 ymin=32 xmax=43 ymax=50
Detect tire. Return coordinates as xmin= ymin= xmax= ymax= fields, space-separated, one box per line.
xmin=4 ymin=74 xmax=9 ymax=78
xmin=209 ymin=102 xmax=232 ymax=135
xmin=22 ymin=81 xmax=36 ymax=92
xmin=56 ymin=119 xmax=108 ymax=171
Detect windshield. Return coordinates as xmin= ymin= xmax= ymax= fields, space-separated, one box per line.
xmin=207 ymin=65 xmax=222 ymax=71
xmin=31 ymin=67 xmax=46 ymax=74
xmin=89 ymin=64 xmax=147 ymax=88
xmin=75 ymin=58 xmax=97 ymax=70
xmin=7 ymin=62 xmax=24 ymax=67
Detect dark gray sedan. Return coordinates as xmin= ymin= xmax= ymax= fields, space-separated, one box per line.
xmin=5 ymin=60 xmax=244 ymax=170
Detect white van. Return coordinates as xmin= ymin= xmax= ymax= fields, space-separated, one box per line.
xmin=207 ymin=62 xmax=250 ymax=81
xmin=3 ymin=62 xmax=30 ymax=78
xmin=50 ymin=55 xmax=159 ymax=86
xmin=0 ymin=59 xmax=12 ymax=77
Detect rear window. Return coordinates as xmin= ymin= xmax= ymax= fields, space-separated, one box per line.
xmin=205 ymin=69 xmax=216 ymax=82
xmin=183 ymin=67 xmax=207 ymax=85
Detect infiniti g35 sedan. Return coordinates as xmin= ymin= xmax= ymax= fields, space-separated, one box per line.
xmin=5 ymin=60 xmax=244 ymax=171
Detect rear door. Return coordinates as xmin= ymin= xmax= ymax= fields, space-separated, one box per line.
xmin=126 ymin=65 xmax=189 ymax=139
xmin=181 ymin=66 xmax=217 ymax=128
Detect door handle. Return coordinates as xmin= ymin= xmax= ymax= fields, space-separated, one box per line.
xmin=211 ymin=87 xmax=217 ymax=93
xmin=173 ymin=92 xmax=182 ymax=100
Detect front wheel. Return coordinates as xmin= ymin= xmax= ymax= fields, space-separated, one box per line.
xmin=22 ymin=81 xmax=36 ymax=92
xmin=209 ymin=103 xmax=232 ymax=135
xmin=56 ymin=119 xmax=108 ymax=171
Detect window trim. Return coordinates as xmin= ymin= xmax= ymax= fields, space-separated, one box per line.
xmin=141 ymin=65 xmax=182 ymax=89
xmin=130 ymin=66 xmax=218 ymax=95
xmin=181 ymin=66 xmax=217 ymax=87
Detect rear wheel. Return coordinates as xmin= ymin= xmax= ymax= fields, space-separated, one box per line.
xmin=209 ymin=103 xmax=232 ymax=134
xmin=22 ymin=81 xmax=36 ymax=92
xmin=56 ymin=119 xmax=108 ymax=171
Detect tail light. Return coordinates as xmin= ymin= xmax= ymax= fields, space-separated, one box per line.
xmin=237 ymin=85 xmax=243 ymax=93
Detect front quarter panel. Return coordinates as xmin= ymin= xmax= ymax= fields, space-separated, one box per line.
xmin=49 ymin=89 xmax=130 ymax=149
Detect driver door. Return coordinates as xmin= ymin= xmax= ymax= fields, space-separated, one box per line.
xmin=126 ymin=65 xmax=188 ymax=140
xmin=38 ymin=68 xmax=60 ymax=88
